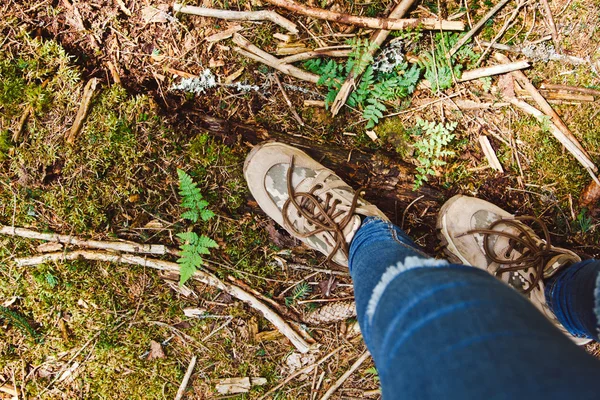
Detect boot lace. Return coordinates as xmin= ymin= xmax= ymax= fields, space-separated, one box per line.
xmin=468 ymin=216 xmax=571 ymax=294
xmin=281 ymin=156 xmax=361 ymax=262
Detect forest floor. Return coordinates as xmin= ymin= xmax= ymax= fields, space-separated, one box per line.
xmin=1 ymin=0 xmax=600 ymax=398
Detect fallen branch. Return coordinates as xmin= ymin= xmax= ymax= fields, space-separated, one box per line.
xmin=233 ymin=33 xmax=319 ymax=83
xmin=263 ymin=0 xmax=464 ymax=31
xmin=458 ymin=60 xmax=529 ymax=82
xmin=319 ymin=351 xmax=370 ymax=400
xmin=66 ymin=77 xmax=98 ymax=144
xmin=274 ymin=73 xmax=305 ymax=126
xmin=173 ymin=3 xmax=299 ymax=34
xmin=330 ymin=0 xmax=417 ymax=116
xmin=0 ymin=225 xmax=175 ymax=255
xmin=281 ymin=49 xmax=351 ymax=64
xmin=495 ymin=53 xmax=594 ymax=165
xmin=174 ymin=355 xmax=197 ymax=400
xmin=15 ymin=251 xmax=314 ymax=353
xmin=447 ymin=0 xmax=511 ymax=58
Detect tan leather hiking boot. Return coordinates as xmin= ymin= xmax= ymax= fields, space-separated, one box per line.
xmin=244 ymin=142 xmax=387 ymax=267
xmin=436 ymin=195 xmax=591 ymax=345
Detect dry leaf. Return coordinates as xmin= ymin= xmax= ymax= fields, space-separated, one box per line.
xmin=498 ymin=73 xmax=515 ymax=99
xmin=366 ymin=130 xmax=378 ymax=142
xmin=147 ymin=340 xmax=166 ymax=360
xmin=141 ymin=5 xmax=170 ymax=23
xmin=265 ymin=221 xmax=297 ymax=247
xmin=215 ymin=377 xmax=267 ymax=394
xmin=318 ymin=276 xmax=338 ymax=297
xmin=580 ymin=180 xmax=600 ymax=209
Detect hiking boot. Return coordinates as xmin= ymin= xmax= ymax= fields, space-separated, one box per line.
xmin=436 ymin=195 xmax=591 ymax=345
xmin=244 ymin=141 xmax=387 ymax=267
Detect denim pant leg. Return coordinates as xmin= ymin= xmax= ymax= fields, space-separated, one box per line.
xmin=348 ymin=217 xmax=600 ymax=400
xmin=546 ymin=259 xmax=600 ymax=340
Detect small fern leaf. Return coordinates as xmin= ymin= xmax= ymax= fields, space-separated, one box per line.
xmin=181 ymin=210 xmax=199 ymax=222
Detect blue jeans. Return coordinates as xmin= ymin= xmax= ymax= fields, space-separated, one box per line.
xmin=348 ymin=217 xmax=600 ymax=399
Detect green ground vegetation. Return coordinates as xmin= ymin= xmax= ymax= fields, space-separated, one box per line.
xmin=0 ymin=31 xmax=282 ymax=398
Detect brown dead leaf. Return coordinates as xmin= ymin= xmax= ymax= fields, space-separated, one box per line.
xmin=141 ymin=5 xmax=170 ymax=23
xmin=318 ymin=276 xmax=338 ymax=297
xmin=498 ymin=73 xmax=515 ymax=99
xmin=147 ymin=340 xmax=166 ymax=360
xmin=265 ymin=221 xmax=297 ymax=248
xmin=580 ymin=180 xmax=600 ymax=209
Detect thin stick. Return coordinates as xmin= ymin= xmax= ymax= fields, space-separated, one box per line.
xmin=330 ymin=0 xmax=418 ymax=116
xmin=172 ymin=3 xmax=299 ymax=34
xmin=66 ymin=77 xmax=98 ymax=144
xmin=281 ymin=49 xmax=351 ymax=64
xmin=0 ymin=225 xmax=173 ymax=255
xmin=15 ymin=251 xmax=314 ymax=353
xmin=540 ymin=0 xmax=560 ymax=52
xmin=495 ymin=53 xmax=593 ymax=162
xmin=539 ymin=84 xmax=600 ymax=98
xmin=274 ymin=74 xmax=305 ymax=126
xmin=479 ymin=41 xmax=592 ymax=67
xmin=174 ymin=355 xmax=197 ymax=400
xmin=319 ymin=351 xmax=370 ymax=400
xmin=458 ymin=60 xmax=529 ymax=82
xmin=232 ymin=34 xmax=319 ymax=84
xmin=508 ymin=98 xmax=599 ymax=184
xmin=263 ymin=0 xmax=464 ymax=31
xmin=257 ymin=346 xmax=345 ymax=400
xmin=476 ymin=0 xmax=527 ymax=66
xmin=478 ymin=135 xmax=504 ymax=172
xmin=447 ymin=0 xmax=511 ymax=58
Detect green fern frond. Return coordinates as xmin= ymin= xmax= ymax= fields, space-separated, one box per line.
xmin=177 ymin=169 xmax=214 ymax=223
xmin=176 ymin=231 xmax=218 ymax=285
xmin=176 ymin=170 xmax=218 ymax=285
xmin=412 ymin=119 xmax=457 ymax=189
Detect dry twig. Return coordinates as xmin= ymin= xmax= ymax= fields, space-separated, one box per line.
xmin=458 ymin=60 xmax=530 ymax=82
xmin=14 ymin=251 xmax=314 ymax=353
xmin=66 ymin=77 xmax=98 ymax=144
xmin=232 ymin=34 xmax=319 ymax=83
xmin=257 ymin=346 xmax=345 ymax=400
xmin=263 ymin=0 xmax=464 ymax=31
xmin=174 ymin=355 xmax=197 ymax=400
xmin=447 ymin=0 xmax=511 ymax=58
xmin=319 ymin=351 xmax=370 ymax=400
xmin=274 ymin=73 xmax=305 ymax=126
xmin=173 ymin=3 xmax=299 ymax=34
xmin=281 ymin=49 xmax=351 ymax=64
xmin=540 ymin=0 xmax=560 ymax=52
xmin=495 ymin=53 xmax=593 ymax=161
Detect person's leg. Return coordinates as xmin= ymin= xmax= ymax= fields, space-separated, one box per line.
xmin=546 ymin=259 xmax=600 ymax=340
xmin=349 ymin=217 xmax=600 ymax=400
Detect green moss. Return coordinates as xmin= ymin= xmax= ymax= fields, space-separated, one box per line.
xmin=376 ymin=117 xmax=411 ymax=157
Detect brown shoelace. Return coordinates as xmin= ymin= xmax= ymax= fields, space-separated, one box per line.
xmin=468 ymin=216 xmax=570 ymax=294
xmin=281 ymin=156 xmax=362 ymax=262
